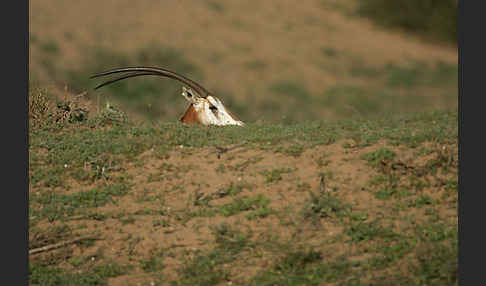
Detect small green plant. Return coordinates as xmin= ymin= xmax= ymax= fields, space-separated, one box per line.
xmin=296 ymin=182 xmax=311 ymax=192
xmin=246 ymin=205 xmax=274 ymax=220
xmin=175 ymin=250 xmax=228 ymax=286
xmin=260 ymin=168 xmax=293 ymax=183
xmin=211 ymin=223 xmax=250 ymax=254
xmin=174 ymin=224 xmax=252 ymax=285
xmin=214 ymin=182 xmax=250 ymax=198
xmin=316 ymin=152 xmax=331 ymax=167
xmin=373 ymin=188 xmax=398 ymax=200
xmin=413 ymin=241 xmax=458 ymax=285
xmin=87 ymin=102 xmax=128 ymax=127
xmin=31 ymin=183 xmax=131 ymax=221
xmin=345 ymin=221 xmax=397 ymax=243
xmin=409 ymin=194 xmax=434 ymax=208
xmin=277 ymin=144 xmax=305 ymax=157
xmin=301 ymin=191 xmax=348 ymax=224
xmin=249 ymin=249 xmax=353 ymax=285
xmin=140 ymin=256 xmax=165 ymax=273
xmin=29 ymin=262 xmax=130 ymax=286
xmin=219 ymin=194 xmax=271 ymax=217
xmin=361 ymin=148 xmax=397 ymax=167
xmin=275 ymin=249 xmax=323 ymax=273
xmin=121 ymin=216 xmax=136 ymax=225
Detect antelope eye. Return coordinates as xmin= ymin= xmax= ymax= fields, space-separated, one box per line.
xmin=209 ymin=105 xmax=218 ymax=116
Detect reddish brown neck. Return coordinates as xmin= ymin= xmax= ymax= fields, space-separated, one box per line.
xmin=179 ymin=104 xmax=201 ymax=124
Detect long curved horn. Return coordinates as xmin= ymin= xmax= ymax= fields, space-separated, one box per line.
xmin=92 ymin=72 xmax=158 ymax=90
xmin=90 ymin=67 xmax=210 ymax=98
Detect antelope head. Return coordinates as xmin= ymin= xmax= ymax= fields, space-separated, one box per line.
xmin=90 ymin=67 xmax=244 ymax=126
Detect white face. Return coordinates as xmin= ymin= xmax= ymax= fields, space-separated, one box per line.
xmin=181 ymin=87 xmax=244 ymax=126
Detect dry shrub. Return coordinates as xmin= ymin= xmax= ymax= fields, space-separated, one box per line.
xmin=29 ymin=86 xmax=52 ymax=128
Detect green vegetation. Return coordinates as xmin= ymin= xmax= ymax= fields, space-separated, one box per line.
xmin=29 ymin=84 xmax=457 ymax=285
xmin=31 ymin=183 xmax=131 ymax=222
xmin=320 ymin=60 xmax=458 ymax=120
xmin=358 ymin=0 xmax=458 ymax=44
xmin=260 ymin=168 xmax=294 ymax=183
xmin=361 ymin=148 xmax=397 ymax=167
xmin=30 ymin=262 xmax=131 ymax=286
xmin=219 ymin=195 xmax=272 ymax=217
xmin=174 ymin=224 xmax=251 ymax=285
xmin=301 ymin=191 xmax=349 ymax=224
xmin=140 ymin=256 xmax=165 ymax=273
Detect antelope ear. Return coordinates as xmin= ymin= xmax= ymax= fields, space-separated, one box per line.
xmin=182 ymin=86 xmax=198 ymax=103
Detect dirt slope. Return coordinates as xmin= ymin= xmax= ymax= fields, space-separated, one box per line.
xmin=29 ymin=85 xmax=458 ymax=285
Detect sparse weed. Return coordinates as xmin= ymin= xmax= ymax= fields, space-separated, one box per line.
xmin=250 ymin=249 xmax=352 ymax=285
xmin=260 ymin=168 xmax=294 ymax=183
xmin=412 ymin=241 xmax=458 ymax=285
xmin=175 ymin=250 xmax=229 ymax=286
xmin=361 ymin=148 xmax=396 ymax=167
xmin=211 ymin=223 xmax=251 ymax=254
xmin=140 ymin=256 xmax=165 ymax=273
xmin=174 ymin=224 xmax=252 ymax=285
xmin=301 ymin=191 xmax=349 ymax=224
xmin=345 ymin=221 xmax=397 ymax=243
xmin=219 ymin=194 xmax=271 ymax=217
xmin=87 ymin=102 xmax=128 ymax=127
xmin=276 ymin=143 xmax=305 ymax=157
xmin=29 ymin=262 xmax=131 ymax=286
xmin=31 ymin=183 xmax=131 ymax=221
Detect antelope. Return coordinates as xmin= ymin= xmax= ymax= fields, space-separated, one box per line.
xmin=90 ymin=67 xmax=244 ymax=126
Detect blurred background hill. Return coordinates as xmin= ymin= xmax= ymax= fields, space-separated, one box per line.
xmin=29 ymin=0 xmax=457 ymax=124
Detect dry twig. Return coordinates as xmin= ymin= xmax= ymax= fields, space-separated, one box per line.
xmin=319 ymin=174 xmax=326 ymax=193
xmin=215 ymin=141 xmax=248 ymax=159
xmin=29 ymin=235 xmax=99 ymax=255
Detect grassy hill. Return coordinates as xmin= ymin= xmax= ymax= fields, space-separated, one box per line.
xmin=29 ymin=1 xmax=457 ymax=285
xmin=29 ymin=88 xmax=457 ymax=285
